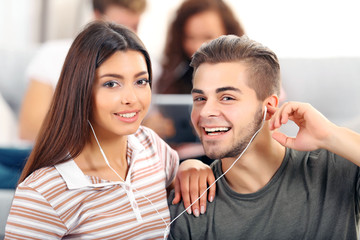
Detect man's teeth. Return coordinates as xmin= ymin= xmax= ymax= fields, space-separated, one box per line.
xmin=116 ymin=112 xmax=136 ymax=118
xmin=204 ymin=127 xmax=230 ymax=135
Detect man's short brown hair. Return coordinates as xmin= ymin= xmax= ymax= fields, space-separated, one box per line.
xmin=191 ymin=35 xmax=281 ymax=101
xmin=92 ymin=0 xmax=147 ymax=14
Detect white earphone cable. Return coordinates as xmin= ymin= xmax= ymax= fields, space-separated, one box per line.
xmin=88 ymin=106 xmax=267 ymax=240
xmin=88 ymin=120 xmax=169 ymax=227
xmin=164 ymin=106 xmax=267 ymax=239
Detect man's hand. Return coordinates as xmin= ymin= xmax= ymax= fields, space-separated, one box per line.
xmin=268 ymin=102 xmax=334 ymax=151
xmin=268 ymin=102 xmax=360 ymax=166
xmin=172 ymin=159 xmax=215 ymax=217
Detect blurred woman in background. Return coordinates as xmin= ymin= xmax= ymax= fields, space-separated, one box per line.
xmin=155 ymin=0 xmax=245 ymax=94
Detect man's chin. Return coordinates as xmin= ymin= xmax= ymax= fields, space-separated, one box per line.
xmin=205 ymin=146 xmax=242 ymax=160
xmin=204 ymin=149 xmax=225 ymax=160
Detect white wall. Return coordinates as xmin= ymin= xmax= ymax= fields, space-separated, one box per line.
xmin=0 ymin=0 xmax=42 ymax=48
xmin=1 ymin=0 xmax=360 ymax=59
xmin=230 ymin=0 xmax=360 ymax=58
xmin=138 ymin=0 xmax=360 ymax=60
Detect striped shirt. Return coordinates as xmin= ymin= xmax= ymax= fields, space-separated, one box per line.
xmin=5 ymin=126 xmax=179 ymax=239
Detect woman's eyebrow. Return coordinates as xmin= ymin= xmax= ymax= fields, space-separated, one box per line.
xmin=99 ymin=71 xmax=148 ymax=79
xmin=99 ymin=73 xmax=123 ymax=79
xmin=134 ymin=71 xmax=148 ymax=78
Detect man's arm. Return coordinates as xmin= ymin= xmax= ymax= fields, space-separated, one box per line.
xmin=269 ymin=102 xmax=360 ymax=166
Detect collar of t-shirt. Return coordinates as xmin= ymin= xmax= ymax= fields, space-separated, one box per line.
xmin=55 ymin=134 xmax=145 ymax=190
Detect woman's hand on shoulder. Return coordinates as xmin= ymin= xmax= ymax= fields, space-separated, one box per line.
xmin=172 ymin=159 xmax=215 ymax=217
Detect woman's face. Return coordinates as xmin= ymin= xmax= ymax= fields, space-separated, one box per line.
xmin=183 ymin=10 xmax=226 ymax=58
xmin=91 ymin=50 xmax=151 ymax=138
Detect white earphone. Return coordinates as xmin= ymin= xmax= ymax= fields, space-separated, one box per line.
xmin=263 ymin=105 xmax=267 ymax=121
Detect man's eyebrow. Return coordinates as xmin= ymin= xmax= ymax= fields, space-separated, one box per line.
xmin=99 ymin=71 xmax=148 ymax=79
xmin=191 ymin=88 xmax=204 ymax=94
xmin=216 ymin=86 xmax=242 ymax=94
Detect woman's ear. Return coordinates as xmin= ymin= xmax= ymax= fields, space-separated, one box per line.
xmin=264 ymin=94 xmax=279 ymax=120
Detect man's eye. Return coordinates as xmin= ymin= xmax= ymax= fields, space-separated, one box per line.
xmin=222 ymin=96 xmax=235 ymax=101
xmin=103 ymin=81 xmax=118 ymax=88
xmin=136 ymin=79 xmax=150 ymax=86
xmin=193 ymin=96 xmax=205 ymax=102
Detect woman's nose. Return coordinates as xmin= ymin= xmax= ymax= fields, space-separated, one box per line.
xmin=121 ymin=86 xmax=137 ymax=105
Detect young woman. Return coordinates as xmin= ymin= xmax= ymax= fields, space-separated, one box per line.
xmin=5 ymin=21 xmax=214 ymax=239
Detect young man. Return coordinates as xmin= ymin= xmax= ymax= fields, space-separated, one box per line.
xmin=168 ymin=35 xmax=360 ymax=239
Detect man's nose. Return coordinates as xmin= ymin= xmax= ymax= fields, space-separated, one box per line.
xmin=200 ymin=99 xmax=220 ymax=118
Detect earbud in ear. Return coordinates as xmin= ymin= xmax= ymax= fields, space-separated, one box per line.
xmin=263 ymin=106 xmax=267 ymax=121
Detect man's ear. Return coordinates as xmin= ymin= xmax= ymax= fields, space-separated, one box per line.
xmin=264 ymin=94 xmax=279 ymax=120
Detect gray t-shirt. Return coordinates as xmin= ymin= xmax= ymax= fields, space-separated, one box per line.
xmin=168 ymin=148 xmax=360 ymax=240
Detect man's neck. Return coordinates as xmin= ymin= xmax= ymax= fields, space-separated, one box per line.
xmin=221 ymin=130 xmax=286 ymax=194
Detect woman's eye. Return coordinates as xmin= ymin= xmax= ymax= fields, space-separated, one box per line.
xmin=103 ymin=81 xmax=119 ymax=88
xmin=136 ymin=79 xmax=150 ymax=86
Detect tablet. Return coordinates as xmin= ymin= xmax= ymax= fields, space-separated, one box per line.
xmin=151 ymin=94 xmax=199 ymax=145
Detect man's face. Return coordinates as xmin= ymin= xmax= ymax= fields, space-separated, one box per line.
xmin=183 ymin=10 xmax=226 ymax=58
xmin=101 ymin=6 xmax=141 ymax=33
xmin=191 ymin=62 xmax=264 ymax=160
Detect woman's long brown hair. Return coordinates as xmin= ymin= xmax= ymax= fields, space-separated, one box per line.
xmin=155 ymin=0 xmax=245 ymax=93
xmin=19 ymin=21 xmax=152 ymax=183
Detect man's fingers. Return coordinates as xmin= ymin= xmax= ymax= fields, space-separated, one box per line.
xmin=272 ymin=131 xmax=295 ymax=148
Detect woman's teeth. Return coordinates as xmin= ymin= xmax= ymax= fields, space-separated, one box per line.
xmin=116 ymin=112 xmax=136 ymax=118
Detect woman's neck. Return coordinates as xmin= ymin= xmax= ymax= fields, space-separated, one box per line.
xmin=75 ymin=133 xmax=129 ymax=182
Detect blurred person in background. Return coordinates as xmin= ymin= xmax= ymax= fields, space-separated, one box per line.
xmin=18 ymin=0 xmax=147 ymax=142
xmin=155 ymin=0 xmax=245 ymax=94
xmin=0 ymin=93 xmax=17 ymax=145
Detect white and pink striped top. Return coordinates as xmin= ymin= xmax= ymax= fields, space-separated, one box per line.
xmin=5 ymin=126 xmax=179 ymax=239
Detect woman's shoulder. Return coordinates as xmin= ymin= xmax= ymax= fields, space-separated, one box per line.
xmin=20 ymin=166 xmax=65 ymax=191
xmin=134 ymin=126 xmax=176 ymax=154
xmin=136 ymin=125 xmax=154 ymax=135
xmin=135 ymin=125 xmax=160 ymax=142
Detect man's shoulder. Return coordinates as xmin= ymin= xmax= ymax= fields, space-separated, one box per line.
xmin=209 ymin=159 xmax=221 ymax=172
xmin=168 ymin=189 xmax=214 ymax=240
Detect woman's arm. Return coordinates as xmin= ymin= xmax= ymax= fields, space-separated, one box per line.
xmin=5 ymin=185 xmax=66 ymax=239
